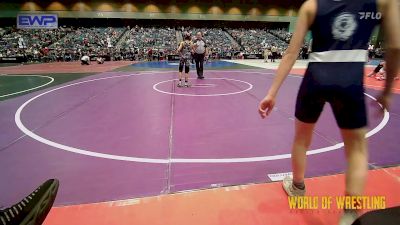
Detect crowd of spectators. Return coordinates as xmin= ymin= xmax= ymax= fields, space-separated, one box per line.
xmin=0 ymin=28 xmax=11 ymax=37
xmin=53 ymin=27 xmax=124 ymax=48
xmin=182 ymin=27 xmax=241 ymax=59
xmin=227 ymin=28 xmax=288 ymax=55
xmin=268 ymin=29 xmax=293 ymax=43
xmin=0 ymin=27 xmax=69 ymax=61
xmin=0 ymin=25 xmax=293 ymax=62
xmin=118 ymin=26 xmax=177 ymax=60
xmin=1 ymin=25 xmax=381 ymax=63
xmin=0 ymin=26 xmax=126 ymax=62
xmin=48 ymin=27 xmax=126 ymax=61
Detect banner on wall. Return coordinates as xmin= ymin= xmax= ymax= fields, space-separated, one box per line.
xmin=167 ymin=54 xmax=180 ymax=61
xmin=243 ymin=53 xmax=263 ymax=59
xmin=17 ymin=14 xmax=58 ymax=29
xmin=0 ymin=56 xmax=27 ymax=63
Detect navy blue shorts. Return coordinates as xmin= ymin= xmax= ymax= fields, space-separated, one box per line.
xmin=295 ymin=63 xmax=367 ymax=129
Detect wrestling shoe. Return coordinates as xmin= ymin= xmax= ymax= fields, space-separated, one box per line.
xmin=282 ymin=176 xmax=306 ymax=196
xmin=0 ymin=179 xmax=59 ymax=225
xmin=338 ymin=210 xmax=358 ymax=225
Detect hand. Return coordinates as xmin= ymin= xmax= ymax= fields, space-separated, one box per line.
xmin=258 ymin=95 xmax=276 ymax=119
xmin=375 ymin=93 xmax=391 ymax=113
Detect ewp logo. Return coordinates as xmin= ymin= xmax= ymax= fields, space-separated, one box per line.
xmin=359 ymin=12 xmax=382 ymax=20
xmin=17 ymin=14 xmax=58 ymax=29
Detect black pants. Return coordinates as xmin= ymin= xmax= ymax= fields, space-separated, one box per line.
xmin=194 ymin=53 xmax=205 ymax=78
xmin=373 ymin=62 xmax=384 ymax=73
xmin=271 ymin=52 xmax=278 ymax=62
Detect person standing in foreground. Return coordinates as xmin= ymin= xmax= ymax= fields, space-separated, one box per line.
xmin=193 ymin=32 xmax=208 ymax=79
xmin=177 ymin=32 xmax=193 ymax=88
xmin=258 ymin=0 xmax=400 ymax=224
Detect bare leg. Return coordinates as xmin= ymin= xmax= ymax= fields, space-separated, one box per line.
xmin=292 ymin=119 xmax=316 ymax=184
xmin=341 ymin=128 xmax=368 ymax=196
xmin=177 ymin=72 xmax=184 ymax=87
xmin=178 ymin=72 xmax=183 ymax=81
xmin=282 ymin=119 xmax=315 ymax=196
xmin=184 ymin=72 xmax=190 ymax=87
xmin=338 ymin=128 xmax=368 ymax=225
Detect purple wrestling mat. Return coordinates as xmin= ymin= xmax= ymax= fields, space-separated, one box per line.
xmin=0 ymin=70 xmax=398 ymax=206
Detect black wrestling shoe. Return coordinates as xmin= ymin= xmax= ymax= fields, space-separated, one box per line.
xmin=198 ymin=76 xmax=205 ymax=80
xmin=351 ymin=206 xmax=400 ymax=225
xmin=0 ymin=179 xmax=59 ymax=225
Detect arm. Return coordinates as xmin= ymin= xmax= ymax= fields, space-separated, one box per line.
xmin=266 ymin=1 xmax=315 ymax=98
xmin=177 ymin=42 xmax=183 ymax=53
xmin=259 ymin=0 xmax=316 ymax=118
xmin=190 ymin=41 xmax=195 ymax=53
xmin=377 ymin=0 xmax=400 ymax=107
xmin=205 ymin=42 xmax=209 ymax=57
xmin=192 ymin=40 xmax=197 ymax=52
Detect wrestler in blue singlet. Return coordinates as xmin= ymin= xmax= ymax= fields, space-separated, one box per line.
xmin=296 ymin=0 xmax=381 ymax=128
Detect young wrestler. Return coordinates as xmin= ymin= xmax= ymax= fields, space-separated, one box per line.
xmin=258 ymin=0 xmax=400 ymax=224
xmin=367 ymin=60 xmax=385 ymax=77
xmin=375 ymin=61 xmax=387 ymax=80
xmin=367 ymin=60 xmax=399 ymax=80
xmin=177 ymin=32 xmax=193 ymax=87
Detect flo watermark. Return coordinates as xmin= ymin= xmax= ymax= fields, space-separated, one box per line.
xmin=359 ymin=12 xmax=382 ymax=20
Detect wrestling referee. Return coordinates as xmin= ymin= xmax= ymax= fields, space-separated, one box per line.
xmin=193 ymin=32 xmax=208 ymax=79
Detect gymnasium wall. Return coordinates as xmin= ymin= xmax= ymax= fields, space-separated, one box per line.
xmin=0 ymin=0 xmax=301 ymax=23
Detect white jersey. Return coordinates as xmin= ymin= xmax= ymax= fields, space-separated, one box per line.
xmin=193 ymin=39 xmax=206 ymax=54
xmin=18 ymin=37 xmax=26 ymax=49
xmin=107 ymin=37 xmax=112 ymax=48
xmin=81 ymin=55 xmax=90 ymax=61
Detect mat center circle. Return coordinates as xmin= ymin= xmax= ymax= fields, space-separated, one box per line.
xmin=153 ymin=78 xmax=253 ymax=97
